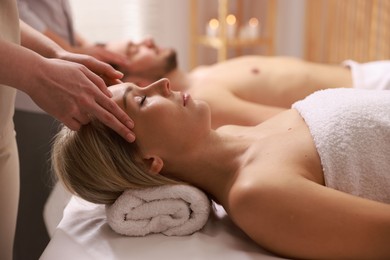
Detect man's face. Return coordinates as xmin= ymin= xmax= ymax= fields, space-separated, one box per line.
xmin=123 ymin=38 xmax=178 ymax=80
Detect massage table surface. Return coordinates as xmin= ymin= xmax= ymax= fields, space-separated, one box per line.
xmin=41 ymin=196 xmax=288 ymax=259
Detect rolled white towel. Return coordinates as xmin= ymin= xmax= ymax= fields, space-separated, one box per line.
xmin=106 ymin=185 xmax=211 ymax=236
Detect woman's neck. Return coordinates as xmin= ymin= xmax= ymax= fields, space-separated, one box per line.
xmin=165 ymin=128 xmax=254 ymax=205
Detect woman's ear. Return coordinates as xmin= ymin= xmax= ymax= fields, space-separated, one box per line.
xmin=143 ymin=156 xmax=164 ymax=175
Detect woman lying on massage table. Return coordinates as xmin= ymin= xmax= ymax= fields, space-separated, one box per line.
xmin=51 ymin=78 xmax=390 ymax=260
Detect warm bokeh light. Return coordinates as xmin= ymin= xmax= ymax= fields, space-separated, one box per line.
xmin=226 ymin=14 xmax=236 ymax=25
xmin=248 ymin=17 xmax=259 ymax=27
xmin=209 ymin=18 xmax=219 ymax=29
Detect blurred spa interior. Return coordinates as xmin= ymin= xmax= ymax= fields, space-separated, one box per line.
xmin=13 ymin=0 xmax=389 ymax=259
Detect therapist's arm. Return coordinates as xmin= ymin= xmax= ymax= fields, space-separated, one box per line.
xmin=0 ymin=21 xmax=135 ymax=142
xmin=42 ymin=29 xmax=129 ymax=67
xmin=17 ymin=0 xmax=128 ymax=67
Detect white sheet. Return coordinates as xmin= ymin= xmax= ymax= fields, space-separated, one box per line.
xmin=41 ymin=196 xmax=288 ymax=260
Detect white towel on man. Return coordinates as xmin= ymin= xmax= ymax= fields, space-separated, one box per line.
xmin=293 ymin=88 xmax=390 ymax=204
xmin=106 ymin=185 xmax=211 ymax=236
xmin=343 ymin=60 xmax=390 ymax=90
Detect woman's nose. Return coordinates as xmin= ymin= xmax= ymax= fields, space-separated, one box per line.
xmin=148 ymin=78 xmax=170 ymax=96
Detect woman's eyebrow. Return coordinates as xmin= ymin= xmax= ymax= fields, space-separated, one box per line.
xmin=123 ymin=86 xmax=133 ymax=109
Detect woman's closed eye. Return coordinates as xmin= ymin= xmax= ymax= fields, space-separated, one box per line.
xmin=134 ymin=95 xmax=147 ymax=106
xmin=140 ymin=95 xmax=147 ymax=105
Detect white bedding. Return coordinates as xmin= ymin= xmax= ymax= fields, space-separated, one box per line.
xmin=41 ymin=195 xmax=287 ymax=260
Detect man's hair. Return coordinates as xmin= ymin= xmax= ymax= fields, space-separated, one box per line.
xmin=164 ymin=50 xmax=178 ymax=75
xmin=51 ymin=120 xmax=181 ymax=205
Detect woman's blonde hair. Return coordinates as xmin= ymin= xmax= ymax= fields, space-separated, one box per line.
xmin=51 ymin=120 xmax=181 ymax=205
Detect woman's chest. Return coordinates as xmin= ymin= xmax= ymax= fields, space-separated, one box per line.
xmin=240 ymin=111 xmax=324 ymax=184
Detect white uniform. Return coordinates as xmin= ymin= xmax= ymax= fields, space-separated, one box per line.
xmin=0 ymin=1 xmax=21 ymax=259
xmin=17 ymin=0 xmax=75 ymax=45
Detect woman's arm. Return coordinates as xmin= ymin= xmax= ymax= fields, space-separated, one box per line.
xmin=0 ymin=22 xmax=134 ymax=142
xmin=229 ymin=174 xmax=390 ymax=259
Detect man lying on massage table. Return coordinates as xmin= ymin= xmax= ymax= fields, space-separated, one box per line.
xmin=107 ymin=37 xmax=390 ymax=128
xmin=51 ymin=78 xmax=390 ymax=259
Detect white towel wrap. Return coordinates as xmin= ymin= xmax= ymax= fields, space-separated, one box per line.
xmin=293 ymin=88 xmax=390 ymax=204
xmin=106 ymin=185 xmax=211 ymax=236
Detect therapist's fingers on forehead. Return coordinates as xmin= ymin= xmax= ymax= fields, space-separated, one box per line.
xmin=101 ymin=75 xmax=123 ymax=87
xmin=84 ymin=58 xmax=124 ymax=87
xmin=81 ymin=64 xmax=106 ymax=85
xmin=93 ymin=98 xmax=135 ymax=142
xmin=103 ymin=97 xmax=133 ymax=126
xmin=96 ymin=111 xmax=134 ymax=140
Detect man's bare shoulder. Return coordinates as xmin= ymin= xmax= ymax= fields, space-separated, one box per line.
xmin=190 ymin=65 xmax=211 ymax=77
xmin=218 ymin=55 xmax=304 ymax=65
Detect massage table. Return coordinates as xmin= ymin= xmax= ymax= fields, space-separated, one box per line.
xmin=40 ymin=184 xmax=288 ymax=260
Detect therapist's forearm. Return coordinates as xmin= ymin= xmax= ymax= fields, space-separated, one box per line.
xmin=19 ymin=20 xmax=63 ymax=59
xmin=0 ymin=37 xmax=46 ymax=93
xmin=42 ymin=30 xmax=91 ymax=53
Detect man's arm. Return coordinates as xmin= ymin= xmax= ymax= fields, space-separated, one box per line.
xmin=197 ymin=88 xmax=285 ymax=128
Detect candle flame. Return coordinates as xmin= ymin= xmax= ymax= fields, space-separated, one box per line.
xmin=209 ymin=19 xmax=219 ymax=29
xmin=248 ymin=18 xmax=259 ymax=27
xmin=226 ymin=14 xmax=236 ymax=25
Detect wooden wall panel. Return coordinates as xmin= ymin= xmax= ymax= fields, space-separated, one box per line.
xmin=305 ymin=0 xmax=390 ymax=64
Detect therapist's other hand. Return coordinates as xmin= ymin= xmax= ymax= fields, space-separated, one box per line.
xmin=73 ymin=45 xmax=129 ymax=71
xmin=27 ymin=55 xmax=135 ymax=142
xmin=55 ymin=50 xmax=125 ymax=86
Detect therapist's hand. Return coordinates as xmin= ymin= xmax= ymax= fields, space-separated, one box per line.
xmin=27 ymin=53 xmax=135 ymax=142
xmin=73 ymin=45 xmax=130 ymax=70
xmin=55 ymin=50 xmax=125 ymax=86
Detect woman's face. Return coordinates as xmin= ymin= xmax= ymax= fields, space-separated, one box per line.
xmin=110 ymin=79 xmax=210 ymax=156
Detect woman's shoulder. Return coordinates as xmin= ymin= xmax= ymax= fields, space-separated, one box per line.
xmin=226 ymin=169 xmax=296 ymax=239
xmin=227 ymin=168 xmax=286 ymax=215
xmin=226 ymin=177 xmax=263 ymax=226
xmin=227 ymin=160 xmax=313 ymax=217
